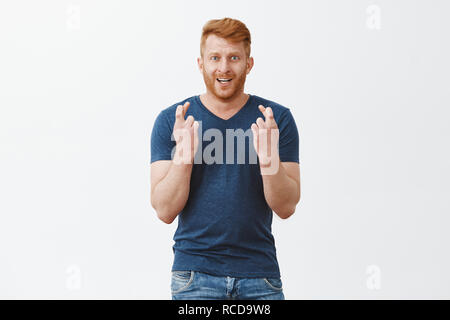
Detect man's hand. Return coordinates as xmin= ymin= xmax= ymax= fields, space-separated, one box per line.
xmin=250 ymin=105 xmax=280 ymax=175
xmin=172 ymin=101 xmax=199 ymax=164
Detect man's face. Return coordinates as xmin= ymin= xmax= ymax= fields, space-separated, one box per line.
xmin=198 ymin=34 xmax=254 ymax=100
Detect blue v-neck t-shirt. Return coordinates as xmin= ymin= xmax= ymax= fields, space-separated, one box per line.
xmin=150 ymin=93 xmax=300 ymax=278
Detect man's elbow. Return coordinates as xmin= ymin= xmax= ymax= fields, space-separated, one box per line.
xmin=156 ymin=208 xmax=176 ymax=224
xmin=158 ymin=213 xmax=175 ymax=224
xmin=276 ymin=207 xmax=295 ymax=219
xmin=274 ymin=205 xmax=296 ymax=219
xmin=151 ymin=200 xmax=176 ymax=224
xmin=275 ymin=196 xmax=301 ymax=220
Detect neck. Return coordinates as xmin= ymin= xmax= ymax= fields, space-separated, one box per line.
xmin=200 ymin=91 xmax=249 ymax=113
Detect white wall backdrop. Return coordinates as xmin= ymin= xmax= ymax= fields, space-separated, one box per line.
xmin=0 ymin=0 xmax=449 ymax=299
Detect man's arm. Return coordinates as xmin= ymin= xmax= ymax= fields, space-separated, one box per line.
xmin=261 ymin=159 xmax=301 ymax=219
xmin=251 ymin=105 xmax=301 ymax=219
xmin=151 ymin=160 xmax=193 ymax=224
xmin=150 ymin=101 xmax=199 ymax=224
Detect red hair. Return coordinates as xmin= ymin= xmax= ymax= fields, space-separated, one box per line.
xmin=200 ymin=17 xmax=251 ymax=58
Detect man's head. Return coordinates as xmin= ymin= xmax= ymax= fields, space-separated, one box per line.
xmin=197 ymin=18 xmax=254 ymax=101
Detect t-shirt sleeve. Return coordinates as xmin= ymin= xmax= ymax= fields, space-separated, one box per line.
xmin=150 ymin=110 xmax=175 ymax=163
xmin=278 ymin=109 xmax=300 ymax=163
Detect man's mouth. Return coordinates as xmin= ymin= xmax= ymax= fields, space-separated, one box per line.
xmin=217 ymin=78 xmax=232 ymax=84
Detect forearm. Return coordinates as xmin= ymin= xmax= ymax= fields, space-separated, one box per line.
xmin=261 ymin=157 xmax=300 ymax=219
xmin=152 ymin=160 xmax=193 ymax=223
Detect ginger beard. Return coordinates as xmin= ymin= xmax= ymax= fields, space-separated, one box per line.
xmin=201 ymin=62 xmax=248 ymax=101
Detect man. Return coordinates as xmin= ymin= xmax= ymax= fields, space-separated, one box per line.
xmin=150 ymin=17 xmax=301 ymax=300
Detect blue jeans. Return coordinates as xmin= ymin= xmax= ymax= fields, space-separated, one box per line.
xmin=171 ymin=270 xmax=285 ymax=300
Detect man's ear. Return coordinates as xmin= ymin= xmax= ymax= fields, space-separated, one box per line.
xmin=246 ymin=56 xmax=254 ymax=74
xmin=197 ymin=57 xmax=203 ymax=73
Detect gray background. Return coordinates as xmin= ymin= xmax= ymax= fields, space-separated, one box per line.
xmin=0 ymin=0 xmax=449 ymax=299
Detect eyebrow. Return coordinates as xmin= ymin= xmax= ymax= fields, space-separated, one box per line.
xmin=207 ymin=51 xmax=242 ymax=56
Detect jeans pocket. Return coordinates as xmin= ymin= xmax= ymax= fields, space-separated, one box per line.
xmin=263 ymin=277 xmax=283 ymax=291
xmin=171 ymin=270 xmax=195 ymax=294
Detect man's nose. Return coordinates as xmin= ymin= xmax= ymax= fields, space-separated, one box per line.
xmin=218 ymin=59 xmax=231 ymax=74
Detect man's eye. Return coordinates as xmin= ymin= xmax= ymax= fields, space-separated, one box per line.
xmin=211 ymin=56 xmax=218 ymax=60
xmin=231 ymin=56 xmax=239 ymax=60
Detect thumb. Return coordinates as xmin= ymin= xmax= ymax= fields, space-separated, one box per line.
xmin=251 ymin=123 xmax=258 ymax=153
xmin=193 ymin=121 xmax=200 ymax=151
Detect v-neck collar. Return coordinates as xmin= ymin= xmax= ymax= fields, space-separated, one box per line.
xmin=196 ymin=94 xmax=252 ymax=122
